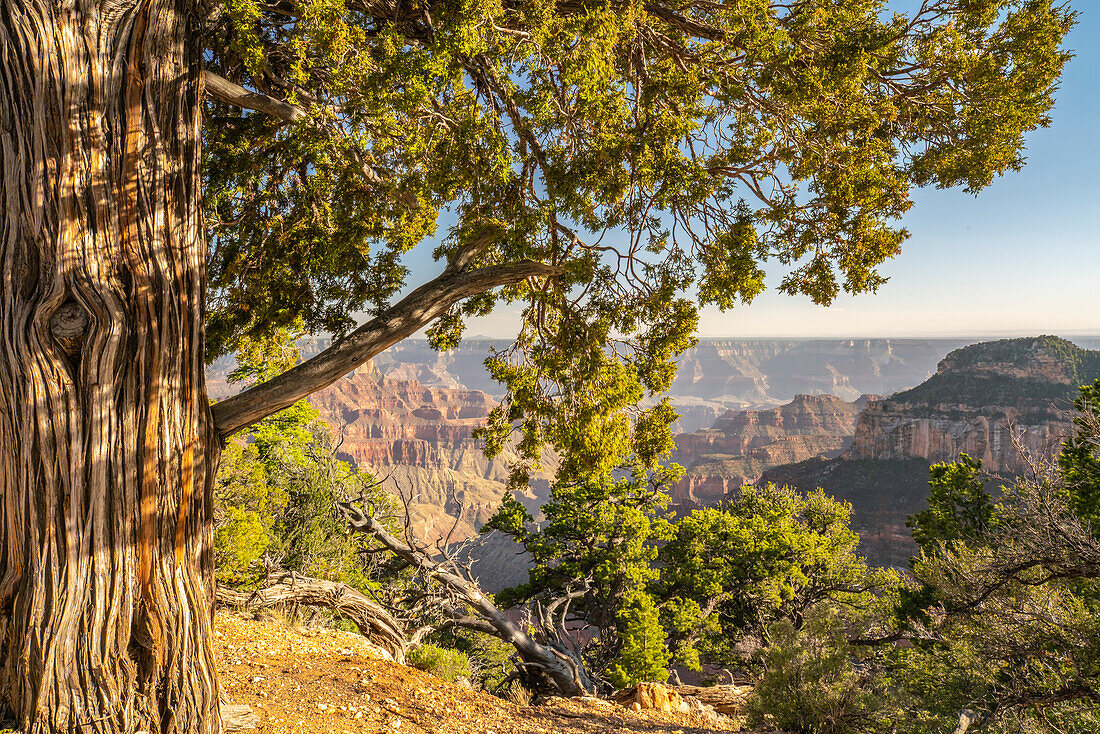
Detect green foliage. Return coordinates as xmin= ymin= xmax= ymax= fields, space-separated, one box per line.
xmin=214 ymin=333 xmax=399 ymax=590
xmin=203 ymin=0 xmax=1076 ymax=502
xmin=214 ymin=507 xmax=272 ymax=584
xmin=660 ymin=484 xmax=892 ymax=668
xmin=745 ymin=611 xmax=894 ymax=734
xmin=908 ymin=454 xmax=1001 ymax=556
xmin=486 ymin=462 xmax=679 ymax=683
xmin=607 ymin=590 xmax=670 ymax=687
xmin=1059 ymin=379 xmax=1100 ymax=535
xmin=408 ymin=643 xmax=471 ymax=683
xmin=697 ymin=201 xmax=766 ymax=310
xmin=885 ymin=383 xmax=1100 ymax=730
xmin=428 ymin=627 xmax=517 ymax=693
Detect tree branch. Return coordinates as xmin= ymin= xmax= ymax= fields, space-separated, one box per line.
xmin=203 ymin=69 xmax=306 ymax=123
xmin=337 ymin=501 xmax=595 ymax=696
xmin=211 ymin=260 xmax=556 ymax=438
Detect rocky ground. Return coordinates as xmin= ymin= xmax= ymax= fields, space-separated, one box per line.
xmin=216 ymin=611 xmax=746 ymax=734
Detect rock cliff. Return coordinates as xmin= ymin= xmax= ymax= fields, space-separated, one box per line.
xmin=669 ymin=394 xmax=870 ymax=507
xmin=845 ymin=336 xmax=1100 ymax=472
xmin=294 ymin=337 xmax=967 ymax=432
xmin=306 ymin=366 xmax=553 ymax=550
xmin=763 ymin=336 xmax=1100 ymax=567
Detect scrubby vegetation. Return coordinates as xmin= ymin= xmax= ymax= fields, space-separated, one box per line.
xmin=214 ymin=377 xmax=1100 ymax=731
xmin=408 ymin=643 xmax=472 ymax=683
xmin=213 ymin=331 xmax=401 ymax=606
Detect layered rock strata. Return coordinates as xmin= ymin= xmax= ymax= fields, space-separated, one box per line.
xmin=669 ymin=394 xmax=870 ymax=507
xmin=846 ymin=336 xmax=1100 ymax=473
xmin=307 ymin=366 xmax=552 ymax=547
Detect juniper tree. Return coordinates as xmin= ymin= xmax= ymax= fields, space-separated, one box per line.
xmin=0 ymin=0 xmax=1075 ymax=730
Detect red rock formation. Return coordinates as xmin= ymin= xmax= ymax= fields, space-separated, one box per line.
xmin=669 ymin=394 xmax=867 ymax=506
xmin=307 ymin=365 xmax=553 ymax=543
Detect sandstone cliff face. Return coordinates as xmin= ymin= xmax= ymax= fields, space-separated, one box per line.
xmin=765 ymin=337 xmax=1100 ymax=567
xmin=846 ymin=401 xmax=1072 ymax=473
xmin=669 ymin=394 xmax=868 ymax=506
xmin=307 ymin=366 xmax=553 ymax=548
xmin=845 ymin=336 xmax=1100 ymax=473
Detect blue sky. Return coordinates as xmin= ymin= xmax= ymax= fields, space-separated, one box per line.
xmin=699 ymin=1 xmax=1100 ymax=339
xmin=406 ymin=3 xmax=1100 ymax=340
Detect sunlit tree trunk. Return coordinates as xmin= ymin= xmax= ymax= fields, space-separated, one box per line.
xmin=0 ymin=2 xmax=220 ymax=732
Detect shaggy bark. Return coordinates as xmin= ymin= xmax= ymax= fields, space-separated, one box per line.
xmin=0 ymin=2 xmax=219 ymax=732
xmin=215 ymin=573 xmax=407 ymax=663
xmin=337 ymin=502 xmax=596 ymax=696
xmin=0 ymin=3 xmax=561 ymax=731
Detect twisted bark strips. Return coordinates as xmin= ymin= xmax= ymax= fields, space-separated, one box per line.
xmin=0 ymin=2 xmax=219 ymax=732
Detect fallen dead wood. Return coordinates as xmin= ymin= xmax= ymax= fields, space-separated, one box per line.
xmin=215 ymin=572 xmax=407 ymax=664
xmin=669 ymin=684 xmax=753 ymax=715
xmin=337 ymin=501 xmax=596 ymax=696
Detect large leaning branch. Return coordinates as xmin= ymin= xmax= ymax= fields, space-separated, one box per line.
xmin=212 ymin=260 xmax=556 ymax=438
xmin=203 ymin=70 xmax=306 ymax=123
xmin=336 ymin=501 xmax=595 ymax=696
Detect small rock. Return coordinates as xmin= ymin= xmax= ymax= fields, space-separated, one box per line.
xmin=616 ymin=682 xmax=685 ymax=713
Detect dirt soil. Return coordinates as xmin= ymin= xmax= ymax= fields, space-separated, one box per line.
xmin=215 ymin=610 xmax=745 ymax=734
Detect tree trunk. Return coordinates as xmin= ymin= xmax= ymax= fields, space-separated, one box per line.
xmin=0 ymin=2 xmax=219 ymax=732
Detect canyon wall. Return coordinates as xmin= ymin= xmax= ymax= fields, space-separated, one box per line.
xmin=292 ymin=337 xmax=967 ymax=432
xmin=669 ymin=394 xmax=870 ymax=507
xmin=209 ymin=335 xmax=1100 ymax=575
xmin=763 ymin=336 xmax=1100 ymax=566
xmin=845 ymin=335 xmax=1100 ymax=472
xmin=306 ymin=366 xmax=553 ymax=551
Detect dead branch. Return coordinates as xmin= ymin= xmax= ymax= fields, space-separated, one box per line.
xmin=337 ymin=500 xmax=596 ymax=696
xmin=215 ymin=571 xmax=407 ymax=663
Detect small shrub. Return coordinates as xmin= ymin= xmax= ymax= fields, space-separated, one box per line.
xmin=745 ymin=613 xmax=890 ymax=734
xmin=214 ymin=507 xmax=270 ymax=585
xmin=408 ymin=643 xmax=471 ymax=683
xmin=507 ymin=681 xmax=533 ymax=706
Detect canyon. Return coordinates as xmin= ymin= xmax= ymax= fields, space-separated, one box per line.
xmin=844 ymin=335 xmax=1100 ymax=473
xmin=668 ymin=394 xmax=872 ymax=508
xmin=306 ymin=364 xmax=553 ymax=545
xmin=763 ymin=336 xmax=1100 ymax=566
xmin=208 ymin=335 xmax=1100 ymax=576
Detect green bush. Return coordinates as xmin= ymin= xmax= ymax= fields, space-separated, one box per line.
xmin=408 ymin=643 xmax=471 ymax=683
xmin=214 ymin=507 xmax=271 ymax=585
xmin=745 ymin=612 xmax=892 ymax=734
